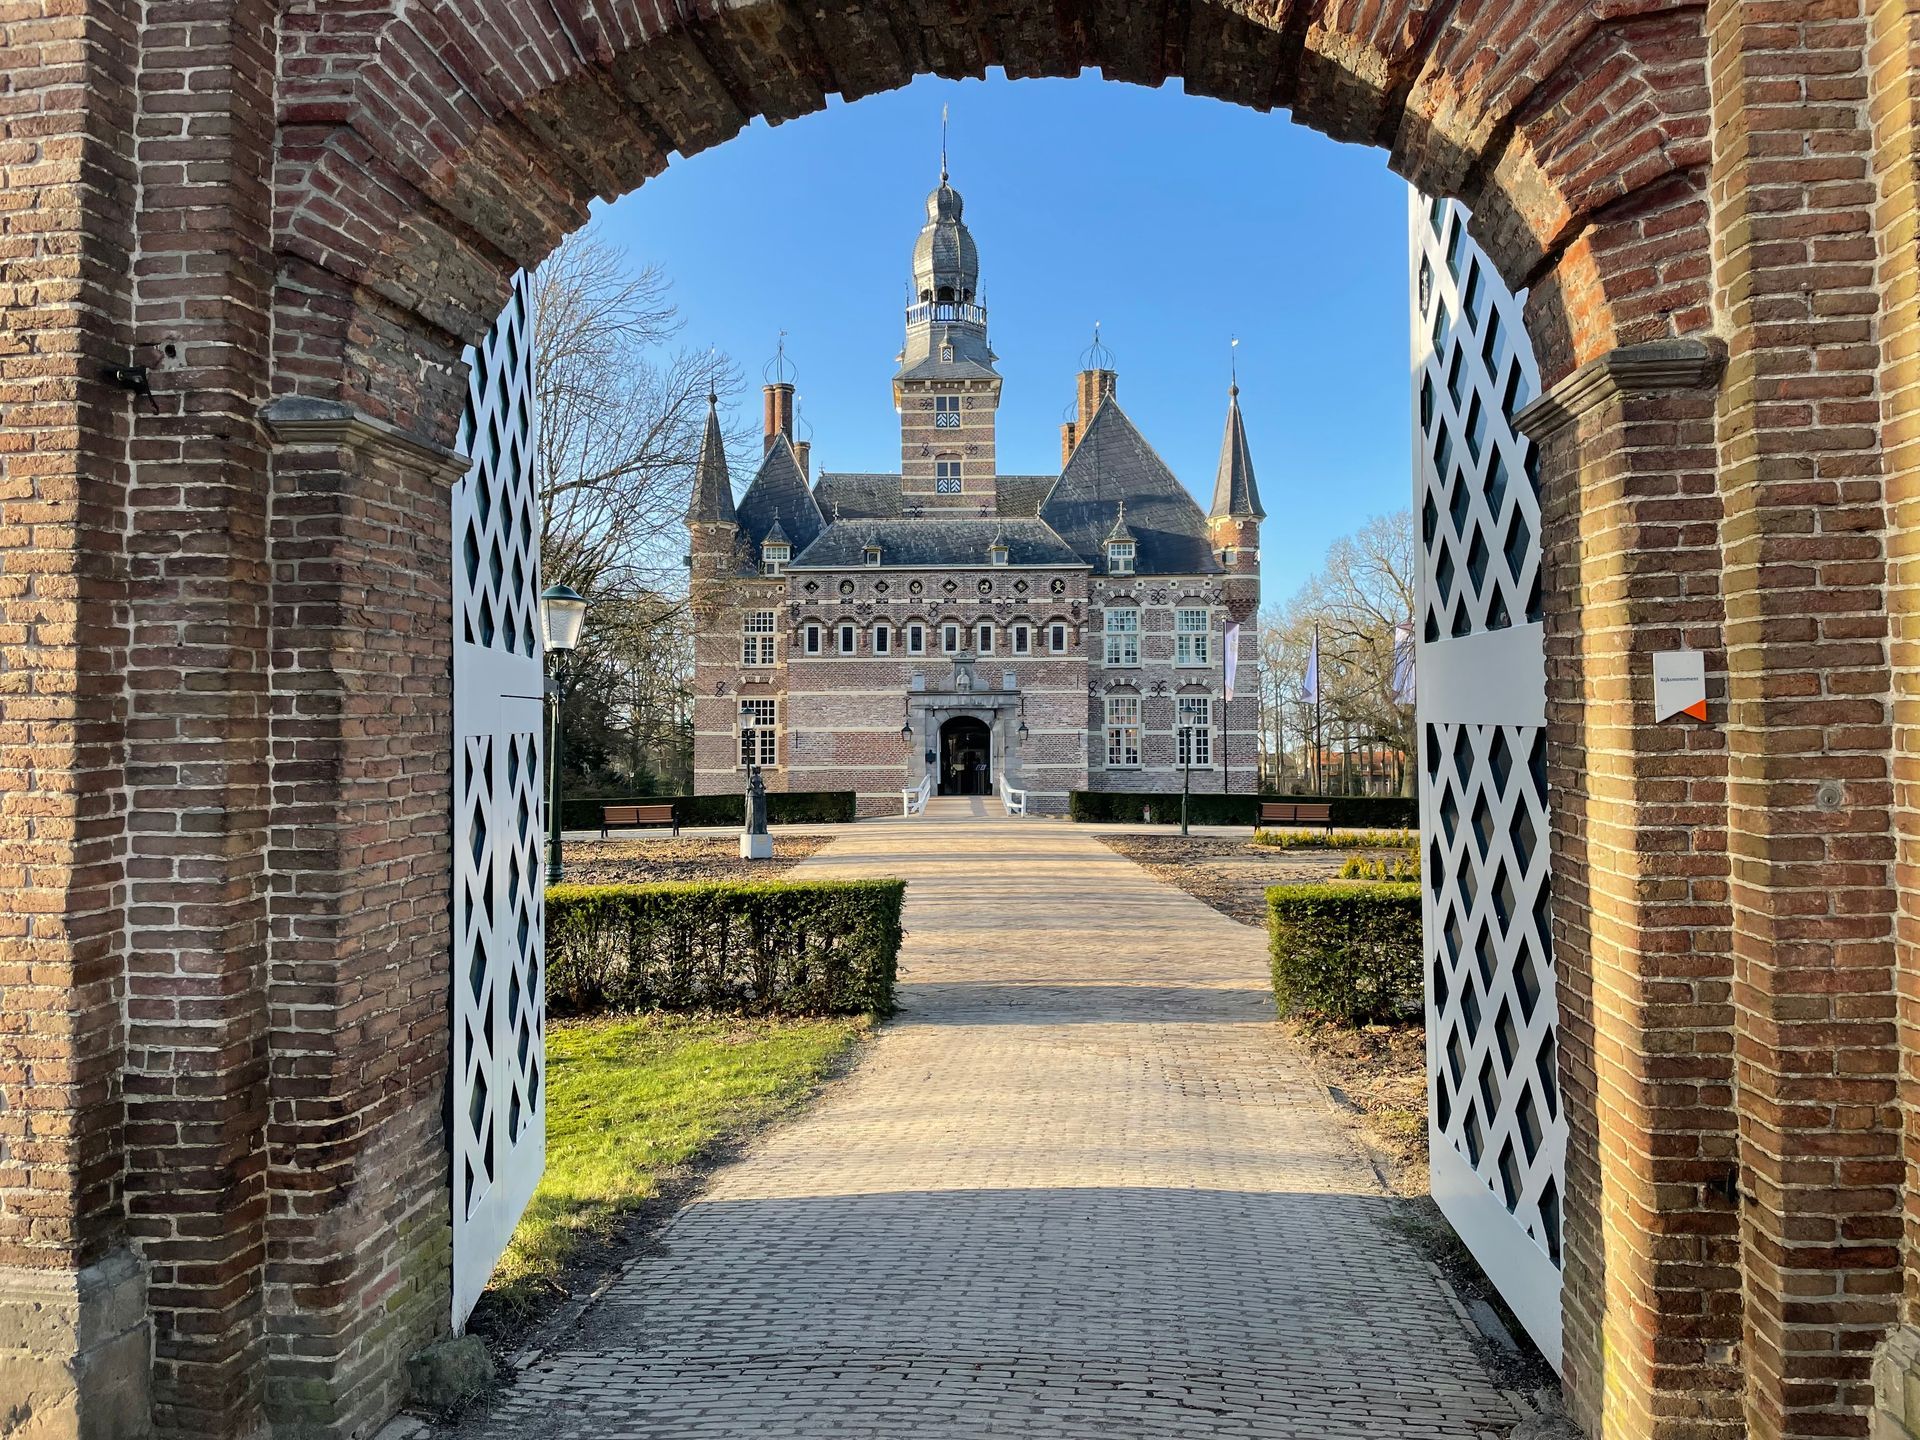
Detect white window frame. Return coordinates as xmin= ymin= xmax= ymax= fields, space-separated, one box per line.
xmin=934 ymin=394 xmax=961 ymax=429
xmin=873 ymin=623 xmax=891 ymax=655
xmin=1177 ymin=696 xmax=1213 ymax=767
xmin=1176 ymin=608 xmax=1211 ymax=667
xmin=1107 ymin=541 xmax=1136 ymax=575
xmin=803 ymin=623 xmax=822 ymax=655
xmin=935 ymin=456 xmax=962 ymax=495
xmin=976 ymin=623 xmax=994 ymax=655
xmin=742 ymin=609 xmax=776 ymax=667
xmin=761 ymin=543 xmax=789 ymax=577
xmin=1012 ymin=623 xmax=1030 ymax=655
xmin=1104 ymin=695 xmax=1141 ymax=768
xmin=1049 ymin=622 xmax=1068 ymax=654
xmin=941 ymin=623 xmax=960 ymax=654
xmin=864 ymin=547 xmax=882 ymax=567
xmin=1104 ymin=607 xmax=1140 ymax=667
xmin=837 ymin=623 xmax=857 ymax=655
xmin=907 ymin=623 xmax=925 ymax=655
xmin=739 ymin=699 xmax=778 ymax=767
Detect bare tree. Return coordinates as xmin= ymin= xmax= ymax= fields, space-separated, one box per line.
xmin=532 ymin=226 xmax=746 ymax=794
xmin=534 ymin=226 xmax=750 ymax=598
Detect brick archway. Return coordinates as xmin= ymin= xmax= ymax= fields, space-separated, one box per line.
xmin=10 ymin=4 xmax=1920 ymax=1439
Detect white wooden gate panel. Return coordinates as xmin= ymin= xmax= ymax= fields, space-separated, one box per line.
xmin=1411 ymin=193 xmax=1566 ymax=1367
xmin=452 ymin=272 xmax=547 ymax=1329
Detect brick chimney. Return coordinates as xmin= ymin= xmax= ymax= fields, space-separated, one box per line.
xmin=1060 ymin=421 xmax=1077 ymax=467
xmin=1075 ymin=368 xmax=1116 ymax=433
xmin=793 ymin=440 xmax=811 ymax=481
xmin=763 ymin=382 xmax=795 ymax=455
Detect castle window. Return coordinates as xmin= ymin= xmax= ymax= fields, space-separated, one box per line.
xmin=1049 ymin=623 xmax=1068 ymax=654
xmin=1177 ymin=697 xmax=1213 ymax=767
xmin=935 ymin=457 xmax=962 ymax=496
xmin=941 ymin=623 xmax=960 ymax=654
xmin=989 ymin=540 xmax=1009 ymax=566
xmin=907 ymin=623 xmax=925 ymax=655
xmin=934 ymin=395 xmax=961 ymax=429
xmin=1103 ymin=607 xmax=1139 ymax=667
xmin=1012 ymin=624 xmax=1030 ymax=655
xmin=1106 ymin=540 xmax=1135 ymax=576
xmin=1176 ymin=608 xmax=1211 ymax=667
xmin=976 ymin=623 xmax=994 ymax=655
xmin=838 ymin=623 xmax=856 ymax=654
xmin=1104 ymin=696 xmax=1141 ymax=769
xmin=864 ymin=546 xmax=882 ymax=567
xmin=803 ymin=623 xmax=822 ymax=655
xmin=873 ymin=624 xmax=891 ymax=655
xmin=739 ymin=699 xmax=778 ymax=768
xmin=761 ymin=541 xmax=790 ymax=577
xmin=742 ymin=610 xmax=776 ymax=666
xmin=941 ymin=343 xmax=955 ymax=363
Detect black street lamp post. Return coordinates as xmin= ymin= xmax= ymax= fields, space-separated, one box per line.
xmin=541 ymin=584 xmax=589 ymax=885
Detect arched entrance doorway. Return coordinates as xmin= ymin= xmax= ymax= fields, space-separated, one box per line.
xmin=25 ymin=6 xmax=1920 ymax=1440
xmin=938 ymin=716 xmax=992 ymax=796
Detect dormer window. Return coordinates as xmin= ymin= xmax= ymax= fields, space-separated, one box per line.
xmin=863 ymin=546 xmax=882 ymax=567
xmin=989 ymin=540 xmax=1009 ymax=566
xmin=761 ymin=541 xmax=790 ymax=577
xmin=1107 ymin=540 xmax=1136 ymax=576
xmin=941 ymin=344 xmax=954 ymax=364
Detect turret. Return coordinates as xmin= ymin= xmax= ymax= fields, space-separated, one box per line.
xmin=686 ymin=392 xmax=740 ymax=586
xmin=1209 ymin=380 xmax=1264 ymax=580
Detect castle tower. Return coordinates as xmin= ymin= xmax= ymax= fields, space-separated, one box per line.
xmin=686 ymin=391 xmax=741 ymax=588
xmin=894 ymin=158 xmax=1000 ymax=510
xmin=1208 ymin=380 xmax=1264 ymax=585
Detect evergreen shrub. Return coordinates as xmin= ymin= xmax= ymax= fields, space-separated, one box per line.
xmin=560 ymin=790 xmax=857 ymax=831
xmin=1068 ymin=791 xmax=1416 ymax=828
xmin=1267 ymin=882 xmax=1422 ymax=1027
xmin=546 ymin=879 xmax=903 ymax=1017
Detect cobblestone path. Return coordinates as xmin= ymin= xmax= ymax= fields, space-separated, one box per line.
xmin=467 ymin=803 xmax=1521 ymax=1438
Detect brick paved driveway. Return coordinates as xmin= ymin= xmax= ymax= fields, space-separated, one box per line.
xmin=463 ymin=802 xmax=1521 ymax=1438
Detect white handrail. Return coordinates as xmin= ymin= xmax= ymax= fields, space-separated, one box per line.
xmin=1000 ymin=777 xmax=1028 ymax=817
xmin=902 ymin=772 xmax=933 ymax=816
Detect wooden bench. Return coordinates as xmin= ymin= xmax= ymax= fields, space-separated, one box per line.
xmin=600 ymin=803 xmax=679 ymax=839
xmin=1257 ymin=801 xmax=1333 ymax=833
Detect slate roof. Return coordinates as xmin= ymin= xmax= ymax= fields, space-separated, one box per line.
xmin=1211 ymin=384 xmax=1266 ymax=519
xmin=1039 ymin=400 xmax=1222 ymax=576
xmin=789 ymin=518 xmax=1085 ymax=570
xmin=814 ymin=472 xmax=902 ymax=520
xmin=735 ymin=435 xmax=824 ymax=553
xmin=685 ymin=395 xmax=736 ymax=525
xmin=811 ymin=471 xmax=1065 ymax=522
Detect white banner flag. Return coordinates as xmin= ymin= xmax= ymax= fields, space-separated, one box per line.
xmin=1223 ymin=621 xmax=1241 ymax=702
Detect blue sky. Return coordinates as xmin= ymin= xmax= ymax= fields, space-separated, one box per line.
xmin=593 ymin=72 xmax=1414 ymax=599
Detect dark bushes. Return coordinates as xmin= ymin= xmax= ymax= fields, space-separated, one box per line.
xmin=1068 ymin=791 xmax=1416 ymax=828
xmin=560 ymin=790 xmax=857 ymax=831
xmin=1267 ymin=882 xmax=1422 ymax=1027
xmin=546 ymin=879 xmax=903 ymax=1016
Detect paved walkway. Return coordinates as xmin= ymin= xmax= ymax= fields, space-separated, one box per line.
xmin=472 ymin=801 xmax=1520 ymax=1438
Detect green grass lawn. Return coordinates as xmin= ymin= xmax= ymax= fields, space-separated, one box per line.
xmin=486 ymin=1012 xmax=868 ymax=1316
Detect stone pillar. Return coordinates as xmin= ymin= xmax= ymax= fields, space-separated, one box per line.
xmin=1518 ymin=339 xmax=1742 ymax=1439
xmin=1867 ymin=0 xmax=1920 ymax=1430
xmin=261 ymin=398 xmax=465 ymax=1438
xmin=1707 ymin=5 xmax=1904 ymax=1435
xmin=0 ymin=4 xmax=151 ymax=1437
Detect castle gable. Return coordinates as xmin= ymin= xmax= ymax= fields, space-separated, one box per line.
xmin=1041 ymin=402 xmax=1221 ymax=576
xmin=736 ymin=435 xmax=825 ymax=552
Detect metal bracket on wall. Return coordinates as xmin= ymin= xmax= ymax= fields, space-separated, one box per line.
xmin=101 ymin=363 xmax=160 ymax=413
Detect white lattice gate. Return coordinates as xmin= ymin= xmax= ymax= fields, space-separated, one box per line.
xmin=451 ymin=272 xmax=547 ymax=1328
xmin=1411 ymin=193 xmax=1565 ymax=1366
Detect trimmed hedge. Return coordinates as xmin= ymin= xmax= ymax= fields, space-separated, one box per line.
xmin=1068 ymin=790 xmax=1416 ymax=828
xmin=1267 ymin=882 xmax=1422 ymax=1027
xmin=546 ymin=879 xmax=903 ymax=1017
xmin=561 ymin=790 xmax=857 ymax=831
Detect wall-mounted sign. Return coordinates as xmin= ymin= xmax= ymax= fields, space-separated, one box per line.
xmin=1654 ymin=650 xmax=1708 ymax=722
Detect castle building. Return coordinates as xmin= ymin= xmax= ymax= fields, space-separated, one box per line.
xmin=687 ymin=165 xmax=1265 ymax=817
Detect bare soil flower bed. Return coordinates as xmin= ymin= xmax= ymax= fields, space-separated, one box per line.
xmin=558 ymin=835 xmax=833 ymax=886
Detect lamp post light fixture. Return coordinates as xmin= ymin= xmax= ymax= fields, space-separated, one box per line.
xmin=541 ymin=584 xmax=589 ymax=884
